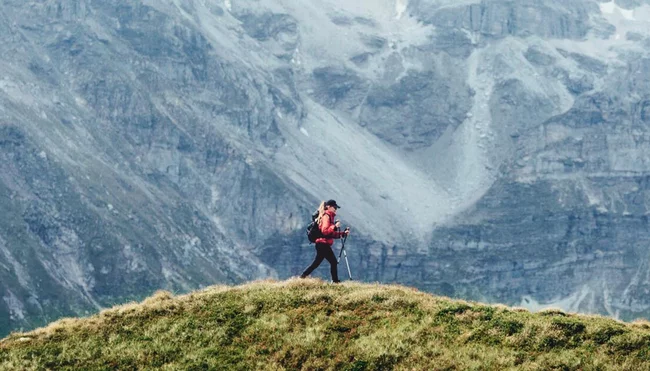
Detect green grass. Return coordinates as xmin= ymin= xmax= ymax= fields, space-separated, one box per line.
xmin=2 ymin=279 xmax=650 ymax=370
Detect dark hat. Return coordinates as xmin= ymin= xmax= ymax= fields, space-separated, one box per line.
xmin=325 ymin=199 xmax=340 ymax=209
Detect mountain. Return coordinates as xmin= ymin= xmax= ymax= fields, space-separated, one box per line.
xmin=2 ymin=0 xmax=650 ymax=336
xmin=2 ymin=279 xmax=650 ymax=370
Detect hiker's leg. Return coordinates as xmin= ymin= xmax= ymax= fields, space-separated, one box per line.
xmin=323 ymin=246 xmax=340 ymax=283
xmin=301 ymin=244 xmax=326 ymax=277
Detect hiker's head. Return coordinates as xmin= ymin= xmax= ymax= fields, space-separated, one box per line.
xmin=325 ymin=199 xmax=340 ymax=212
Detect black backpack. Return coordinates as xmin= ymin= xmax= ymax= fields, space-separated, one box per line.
xmin=306 ymin=211 xmax=323 ymax=243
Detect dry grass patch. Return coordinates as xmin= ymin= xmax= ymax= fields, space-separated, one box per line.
xmin=2 ymin=278 xmax=650 ymax=370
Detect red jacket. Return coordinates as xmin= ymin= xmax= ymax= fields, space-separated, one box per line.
xmin=315 ymin=210 xmax=344 ymax=246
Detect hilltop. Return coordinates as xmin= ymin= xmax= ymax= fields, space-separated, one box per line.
xmin=1 ymin=279 xmax=650 ymax=370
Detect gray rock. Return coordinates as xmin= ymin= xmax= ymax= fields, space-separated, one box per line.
xmin=349 ymin=52 xmax=374 ymax=67
xmin=524 ymin=46 xmax=557 ymax=66
xmin=430 ymin=29 xmax=475 ymax=58
xmin=360 ymin=34 xmax=387 ymax=50
xmin=412 ymin=0 xmax=594 ymax=40
xmin=360 ymin=65 xmax=473 ymax=150
xmin=308 ymin=66 xmax=369 ymax=110
xmin=557 ymin=49 xmax=608 ymax=75
xmin=626 ymin=32 xmax=645 ymax=42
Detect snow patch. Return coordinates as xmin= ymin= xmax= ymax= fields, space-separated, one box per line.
xmin=291 ymin=47 xmax=302 ymax=66
xmin=161 ymin=265 xmax=174 ymax=280
xmin=395 ymin=0 xmax=408 ymax=19
xmin=600 ymin=1 xmax=615 ymax=14
xmin=579 ymin=180 xmax=603 ymax=208
xmin=519 ymin=286 xmax=595 ymax=314
xmin=600 ymin=1 xmax=635 ymax=21
xmin=122 ymin=244 xmax=146 ymax=273
xmin=210 ymin=185 xmax=220 ymax=205
xmin=299 ymin=127 xmax=309 ymax=137
xmin=3 ymin=290 xmax=25 ymax=321
xmin=224 ymin=0 xmax=232 ymax=12
xmin=74 ymin=97 xmax=88 ymax=107
xmin=558 ymin=2 xmax=650 ymax=61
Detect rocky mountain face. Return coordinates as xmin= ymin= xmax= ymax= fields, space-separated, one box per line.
xmin=2 ymin=0 xmax=650 ymax=335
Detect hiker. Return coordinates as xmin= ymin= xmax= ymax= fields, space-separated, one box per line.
xmin=301 ymin=199 xmax=350 ymax=283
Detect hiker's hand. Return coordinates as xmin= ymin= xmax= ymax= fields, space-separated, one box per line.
xmin=335 ymin=220 xmax=341 ymax=229
xmin=344 ymin=227 xmax=350 ymax=236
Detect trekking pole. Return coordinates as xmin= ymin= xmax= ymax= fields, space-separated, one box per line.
xmin=337 ymin=230 xmax=352 ymax=280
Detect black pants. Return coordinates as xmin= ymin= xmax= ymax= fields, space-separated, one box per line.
xmin=301 ymin=243 xmax=339 ymax=282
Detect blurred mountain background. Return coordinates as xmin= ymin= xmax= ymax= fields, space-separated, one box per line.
xmin=2 ymin=0 xmax=650 ymax=336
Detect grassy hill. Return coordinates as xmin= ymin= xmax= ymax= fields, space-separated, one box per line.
xmin=1 ymin=279 xmax=650 ymax=370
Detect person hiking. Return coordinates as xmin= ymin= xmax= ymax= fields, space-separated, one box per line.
xmin=300 ymin=199 xmax=350 ymax=283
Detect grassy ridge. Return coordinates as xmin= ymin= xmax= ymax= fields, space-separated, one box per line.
xmin=1 ymin=279 xmax=650 ymax=370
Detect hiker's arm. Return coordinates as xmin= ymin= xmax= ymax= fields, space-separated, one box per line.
xmin=320 ymin=215 xmax=343 ymax=238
